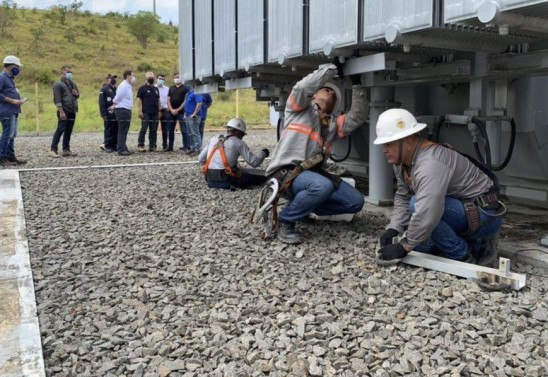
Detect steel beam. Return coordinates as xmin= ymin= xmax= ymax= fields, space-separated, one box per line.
xmin=401 ymin=252 xmax=526 ymax=290
xmin=343 ymin=53 xmax=389 ymax=76
xmin=225 ymin=77 xmax=253 ymax=90
xmin=195 ymin=82 xmax=219 ymax=94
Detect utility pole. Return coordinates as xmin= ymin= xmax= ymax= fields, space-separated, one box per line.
xmin=153 ymin=0 xmax=156 ymax=16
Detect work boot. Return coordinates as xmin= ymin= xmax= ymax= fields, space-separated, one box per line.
xmin=49 ymin=150 xmax=60 ymax=158
xmin=278 ymin=222 xmax=304 ymax=244
xmin=137 ymin=146 xmax=146 ymax=152
xmin=9 ymin=157 xmax=27 ymax=165
xmin=62 ymin=150 xmax=78 ymax=157
xmin=476 ymin=233 xmax=499 ymax=267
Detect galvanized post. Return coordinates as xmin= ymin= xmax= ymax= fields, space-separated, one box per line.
xmin=367 ymin=86 xmax=396 ymax=206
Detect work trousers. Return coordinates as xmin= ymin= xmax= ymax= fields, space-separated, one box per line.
xmin=411 ymin=196 xmax=503 ymax=260
xmin=103 ymin=114 xmax=118 ymax=151
xmin=167 ymin=112 xmax=187 ymax=150
xmin=279 ymin=170 xmax=365 ymax=223
xmin=114 ymin=108 xmax=131 ymax=153
xmin=206 ymin=168 xmax=268 ymax=190
xmin=138 ymin=112 xmax=158 ymax=148
xmin=51 ymin=110 xmax=76 ymax=152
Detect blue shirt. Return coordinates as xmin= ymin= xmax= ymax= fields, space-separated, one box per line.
xmin=184 ymin=91 xmax=203 ymax=117
xmin=0 ymin=71 xmax=21 ymax=114
xmin=200 ymin=93 xmax=213 ymax=119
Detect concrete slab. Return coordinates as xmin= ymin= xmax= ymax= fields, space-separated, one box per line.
xmin=0 ymin=169 xmax=45 ymax=377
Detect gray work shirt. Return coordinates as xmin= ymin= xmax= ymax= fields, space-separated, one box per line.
xmin=389 ymin=141 xmax=494 ymax=248
xmin=53 ymin=78 xmax=79 ymax=113
xmin=199 ymin=135 xmax=267 ymax=169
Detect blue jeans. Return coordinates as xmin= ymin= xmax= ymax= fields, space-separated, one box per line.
xmin=186 ymin=115 xmax=202 ymax=152
xmin=138 ymin=112 xmax=159 ymax=148
xmin=199 ymin=118 xmax=206 ymax=144
xmin=167 ymin=112 xmax=188 ymax=150
xmin=0 ymin=113 xmax=18 ymax=160
xmin=411 ymin=196 xmax=503 ymax=260
xmin=280 ymin=170 xmax=364 ymax=223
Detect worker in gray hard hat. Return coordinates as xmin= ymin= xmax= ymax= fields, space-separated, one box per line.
xmin=375 ymin=108 xmax=504 ymax=265
xmin=0 ymin=55 xmax=27 ymax=166
xmin=199 ymin=118 xmax=269 ymax=190
xmin=265 ymin=61 xmax=368 ymax=244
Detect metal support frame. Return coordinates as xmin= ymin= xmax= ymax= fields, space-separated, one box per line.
xmin=343 ymin=53 xmax=390 ymax=76
xmin=225 ymin=76 xmax=253 ymax=90
xmin=401 ymin=252 xmax=526 ymax=290
xmin=366 ymin=86 xmax=396 ymax=206
xmin=195 ymin=82 xmax=219 ymax=94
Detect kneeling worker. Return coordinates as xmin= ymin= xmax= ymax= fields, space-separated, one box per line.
xmin=265 ymin=63 xmax=368 ymax=244
xmin=375 ymin=108 xmax=503 ymax=264
xmin=199 ymin=118 xmax=269 ymax=189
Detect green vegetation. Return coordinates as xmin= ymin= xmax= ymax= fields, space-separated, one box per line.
xmin=1 ymin=5 xmax=269 ymax=133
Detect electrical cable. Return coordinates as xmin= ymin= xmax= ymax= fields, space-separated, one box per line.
xmin=491 ymin=118 xmax=516 ymax=171
xmin=509 ymin=247 xmax=548 ymax=279
xmin=471 ymin=117 xmax=492 ymax=169
xmin=329 ymin=134 xmax=352 ymax=162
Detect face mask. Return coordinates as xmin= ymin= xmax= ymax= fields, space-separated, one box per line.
xmin=11 ymin=66 xmax=20 ymax=76
xmin=110 ymin=79 xmax=116 ymax=85
xmin=147 ymin=78 xmax=154 ymax=85
xmin=130 ymin=76 xmax=136 ymax=85
xmin=174 ymin=78 xmax=181 ymax=85
xmin=157 ymin=79 xmax=164 ymax=86
xmin=65 ymin=72 xmax=73 ymax=81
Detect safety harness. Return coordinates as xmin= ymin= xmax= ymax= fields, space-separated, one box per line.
xmin=201 ymin=135 xmax=241 ymax=180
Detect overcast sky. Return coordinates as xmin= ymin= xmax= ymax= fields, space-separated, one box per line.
xmin=14 ymin=0 xmax=179 ymax=24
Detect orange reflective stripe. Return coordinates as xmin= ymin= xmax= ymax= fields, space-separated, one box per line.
xmin=285 ymin=123 xmax=323 ymax=144
xmin=288 ymin=93 xmax=303 ymax=112
xmin=336 ymin=114 xmax=346 ymax=138
xmin=202 ymin=145 xmax=219 ymax=175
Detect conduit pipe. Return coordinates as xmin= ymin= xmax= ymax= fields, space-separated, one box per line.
xmin=478 ymin=1 xmax=548 ymax=35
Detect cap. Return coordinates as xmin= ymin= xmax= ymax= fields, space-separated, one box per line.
xmin=106 ymin=74 xmax=118 ymax=79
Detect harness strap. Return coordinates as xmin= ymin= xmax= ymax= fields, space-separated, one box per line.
xmin=201 ymin=135 xmax=240 ymax=178
xmin=463 ymin=200 xmax=481 ymax=236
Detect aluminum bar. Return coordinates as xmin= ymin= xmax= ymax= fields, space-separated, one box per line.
xmin=402 ymin=252 xmax=527 ymax=290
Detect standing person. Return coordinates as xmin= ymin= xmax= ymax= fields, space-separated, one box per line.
xmin=167 ymin=73 xmax=188 ymax=152
xmin=199 ymin=93 xmax=213 ymax=144
xmin=265 ymin=63 xmax=368 ymax=244
xmin=0 ymin=55 xmax=26 ymax=166
xmin=374 ymin=108 xmax=504 ymax=265
xmin=98 ymin=74 xmax=118 ymax=153
xmin=136 ymin=72 xmax=160 ymax=152
xmin=50 ymin=65 xmax=80 ymax=158
xmin=183 ymin=85 xmax=202 ymax=156
xmin=156 ymin=74 xmax=169 ymax=151
xmin=199 ymin=118 xmax=269 ymax=189
xmin=111 ymin=70 xmax=135 ymax=156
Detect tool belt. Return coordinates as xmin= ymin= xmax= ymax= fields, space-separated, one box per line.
xmin=462 ymin=188 xmax=501 ymax=236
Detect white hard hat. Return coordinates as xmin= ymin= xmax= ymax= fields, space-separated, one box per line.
xmin=3 ymin=55 xmax=23 ymax=67
xmin=373 ymin=108 xmax=427 ymax=145
xmin=322 ymin=81 xmax=343 ymax=115
xmin=227 ymin=118 xmax=247 ymax=134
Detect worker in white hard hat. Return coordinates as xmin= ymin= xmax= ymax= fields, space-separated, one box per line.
xmin=0 ymin=55 xmax=27 ymax=166
xmin=375 ymin=108 xmax=504 ymax=265
xmin=199 ymin=118 xmax=269 ymax=189
xmin=265 ymin=61 xmax=368 ymax=244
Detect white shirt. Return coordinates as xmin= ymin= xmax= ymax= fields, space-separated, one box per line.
xmin=113 ymin=80 xmax=133 ymax=110
xmin=157 ymin=85 xmax=169 ymax=109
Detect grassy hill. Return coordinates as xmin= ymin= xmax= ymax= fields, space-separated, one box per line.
xmin=1 ymin=6 xmax=270 ymax=133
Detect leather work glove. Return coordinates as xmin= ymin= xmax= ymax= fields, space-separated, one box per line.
xmin=379 ymin=228 xmax=399 ymax=247
xmin=332 ymin=57 xmax=344 ymax=78
xmin=379 ymin=243 xmax=408 ymax=260
xmin=262 ymin=148 xmax=270 ymax=158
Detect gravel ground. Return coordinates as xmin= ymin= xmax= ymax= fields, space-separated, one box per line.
xmin=3 ymin=129 xmax=278 ymax=170
xmin=20 ymin=157 xmax=548 ymax=376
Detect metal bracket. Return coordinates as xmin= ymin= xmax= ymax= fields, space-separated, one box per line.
xmin=401 ymin=252 xmax=526 ymax=290
xmin=225 ymin=77 xmax=253 ymax=90
xmin=194 ymin=82 xmax=219 ymax=94
xmin=343 ymin=53 xmax=391 ymax=75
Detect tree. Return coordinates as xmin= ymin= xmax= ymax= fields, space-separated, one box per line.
xmin=127 ymin=11 xmax=159 ymax=49
xmin=0 ymin=0 xmax=17 ymax=37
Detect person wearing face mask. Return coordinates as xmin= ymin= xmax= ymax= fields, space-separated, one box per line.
xmin=111 ymin=70 xmax=136 ymax=156
xmin=0 ymin=55 xmax=27 ymax=166
xmin=156 ymin=74 xmax=169 ymax=151
xmin=98 ymin=74 xmax=118 ymax=153
xmin=167 ymin=73 xmax=189 ymax=152
xmin=136 ymin=72 xmax=161 ymax=152
xmin=265 ymin=62 xmax=368 ymax=244
xmin=50 ymin=65 xmax=80 ymax=158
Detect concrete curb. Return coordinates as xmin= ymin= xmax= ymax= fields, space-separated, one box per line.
xmin=0 ymin=170 xmax=46 ymax=377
